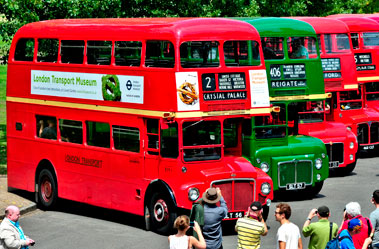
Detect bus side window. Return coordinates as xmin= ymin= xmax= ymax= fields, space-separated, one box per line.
xmin=61 ymin=40 xmax=85 ymax=64
xmin=145 ymin=41 xmax=175 ymax=68
xmin=86 ymin=121 xmax=110 ymax=148
xmin=14 ymin=38 xmax=34 ymax=61
xmin=59 ymin=119 xmax=83 ymax=144
xmin=351 ymin=33 xmax=359 ymax=49
xmin=37 ymin=39 xmax=59 ymax=63
xmin=115 ymin=41 xmax=142 ymax=66
xmin=146 ymin=119 xmax=159 ymax=155
xmin=160 ymin=122 xmax=178 ymax=158
xmin=113 ymin=125 xmax=140 ymax=153
xmin=87 ymin=40 xmax=112 ymax=65
xmin=36 ymin=115 xmax=57 ymax=140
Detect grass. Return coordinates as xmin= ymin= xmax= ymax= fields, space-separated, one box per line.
xmin=0 ymin=64 xmax=7 ymax=174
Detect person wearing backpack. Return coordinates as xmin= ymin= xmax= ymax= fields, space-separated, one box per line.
xmin=302 ymin=206 xmax=338 ymax=249
xmin=370 ymin=190 xmax=379 ymax=249
xmin=339 ymin=202 xmax=373 ymax=249
xmin=339 ymin=218 xmax=363 ymax=249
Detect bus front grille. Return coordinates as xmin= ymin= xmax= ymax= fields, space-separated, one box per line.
xmin=370 ymin=122 xmax=379 ymax=143
xmin=325 ymin=143 xmax=344 ymax=166
xmin=358 ymin=123 xmax=369 ymax=144
xmin=212 ymin=179 xmax=255 ymax=211
xmin=278 ymin=160 xmax=313 ymax=188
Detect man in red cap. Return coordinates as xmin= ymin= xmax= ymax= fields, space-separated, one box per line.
xmin=202 ymin=187 xmax=228 ymax=249
xmin=235 ymin=201 xmax=268 ymax=249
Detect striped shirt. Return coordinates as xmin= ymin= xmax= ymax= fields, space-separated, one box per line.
xmin=236 ymin=216 xmax=265 ymax=249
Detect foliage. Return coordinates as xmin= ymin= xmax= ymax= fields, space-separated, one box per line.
xmin=0 ymin=65 xmax=6 ymax=173
xmin=0 ymin=0 xmax=378 ymax=62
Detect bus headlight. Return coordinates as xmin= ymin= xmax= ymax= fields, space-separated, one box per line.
xmin=350 ymin=154 xmax=354 ymax=161
xmin=260 ymin=162 xmax=270 ymax=173
xmin=261 ymin=182 xmax=271 ymax=195
xmin=347 ymin=126 xmax=352 ymax=131
xmin=188 ymin=188 xmax=200 ymax=201
xmin=315 ymin=158 xmax=322 ymax=169
xmin=349 ymin=142 xmax=354 ymax=149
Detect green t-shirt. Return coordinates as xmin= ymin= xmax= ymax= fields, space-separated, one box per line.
xmin=302 ymin=219 xmax=338 ymax=249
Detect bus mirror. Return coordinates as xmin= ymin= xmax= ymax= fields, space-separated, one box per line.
xmin=271 ymin=106 xmax=281 ymax=113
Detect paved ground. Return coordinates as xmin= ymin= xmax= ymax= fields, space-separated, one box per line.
xmin=0 ymin=176 xmax=36 ymax=219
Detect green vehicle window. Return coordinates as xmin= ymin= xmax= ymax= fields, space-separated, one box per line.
xmin=287 ymin=37 xmax=317 ymax=59
xmin=254 ymin=104 xmax=286 ymax=139
xmin=261 ymin=37 xmax=284 ymax=60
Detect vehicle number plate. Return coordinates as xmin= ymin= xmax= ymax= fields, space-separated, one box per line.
xmin=224 ymin=211 xmax=245 ymax=219
xmin=363 ymin=145 xmax=375 ymax=150
xmin=286 ymin=182 xmax=305 ymax=190
xmin=329 ymin=161 xmax=339 ymax=168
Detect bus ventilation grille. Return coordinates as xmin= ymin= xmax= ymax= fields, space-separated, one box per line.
xmin=206 ymin=103 xmax=245 ymax=112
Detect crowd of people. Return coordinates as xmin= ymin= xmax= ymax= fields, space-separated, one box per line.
xmin=168 ymin=188 xmax=379 ymax=249
xmin=0 ymin=188 xmax=377 ymax=249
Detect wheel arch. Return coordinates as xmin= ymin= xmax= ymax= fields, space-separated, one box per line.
xmin=35 ymin=159 xmax=58 ymax=195
xmin=144 ymin=179 xmax=177 ymax=209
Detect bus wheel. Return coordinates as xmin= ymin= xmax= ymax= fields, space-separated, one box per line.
xmin=341 ymin=161 xmax=356 ymax=176
xmin=37 ymin=169 xmax=57 ymax=209
xmin=310 ymin=181 xmax=324 ymax=197
xmin=149 ymin=193 xmax=176 ymax=234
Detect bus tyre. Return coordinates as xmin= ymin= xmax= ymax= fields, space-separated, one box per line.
xmin=342 ymin=161 xmax=356 ymax=176
xmin=148 ymin=193 xmax=176 ymax=234
xmin=310 ymin=181 xmax=324 ymax=197
xmin=37 ymin=169 xmax=57 ymax=209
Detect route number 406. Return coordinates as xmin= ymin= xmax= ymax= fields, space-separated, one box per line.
xmin=270 ymin=66 xmax=281 ymax=78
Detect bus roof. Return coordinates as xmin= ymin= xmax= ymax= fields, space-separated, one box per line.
xmin=14 ymin=18 xmax=261 ymax=42
xmin=293 ymin=17 xmax=350 ymax=34
xmin=235 ymin=17 xmax=316 ymax=37
xmin=328 ymin=16 xmax=379 ymax=32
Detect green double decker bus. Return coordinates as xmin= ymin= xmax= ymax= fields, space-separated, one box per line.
xmin=238 ymin=18 xmax=330 ymax=197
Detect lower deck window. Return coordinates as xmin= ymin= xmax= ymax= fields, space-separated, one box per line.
xmin=86 ymin=121 xmax=110 ymax=148
xmin=36 ymin=115 xmax=57 ymax=140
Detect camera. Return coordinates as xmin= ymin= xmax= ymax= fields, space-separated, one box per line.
xmin=189 ymin=221 xmax=195 ymax=227
xmin=315 ymin=210 xmax=318 ymax=214
xmin=30 ymin=242 xmax=35 ymax=246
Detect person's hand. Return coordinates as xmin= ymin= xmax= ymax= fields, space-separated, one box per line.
xmin=308 ymin=208 xmax=318 ymax=220
xmin=343 ymin=210 xmax=348 ymax=221
xmin=216 ymin=187 xmax=222 ymax=197
xmin=39 ymin=120 xmax=44 ymax=126
xmin=26 ymin=238 xmax=35 ymax=246
xmin=193 ymin=221 xmax=202 ymax=233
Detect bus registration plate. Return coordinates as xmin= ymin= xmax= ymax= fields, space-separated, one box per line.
xmin=363 ymin=145 xmax=374 ymax=150
xmin=329 ymin=161 xmax=339 ymax=168
xmin=225 ymin=211 xmax=245 ymax=219
xmin=286 ymin=183 xmax=305 ymax=190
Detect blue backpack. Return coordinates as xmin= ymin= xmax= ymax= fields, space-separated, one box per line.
xmin=324 ymin=222 xmax=350 ymax=249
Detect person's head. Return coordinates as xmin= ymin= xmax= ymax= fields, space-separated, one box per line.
xmin=345 ymin=202 xmax=361 ymax=218
xmin=47 ymin=119 xmax=55 ymax=127
xmin=5 ymin=205 xmax=20 ymax=222
xmin=348 ymin=218 xmax=362 ymax=235
xmin=275 ymin=203 xmax=291 ymax=221
xmin=173 ymin=215 xmax=190 ymax=232
xmin=372 ymin=190 xmax=379 ymax=204
xmin=317 ymin=206 xmax=330 ymax=218
xmin=202 ymin=188 xmax=221 ymax=205
xmin=248 ymin=201 xmax=263 ymax=217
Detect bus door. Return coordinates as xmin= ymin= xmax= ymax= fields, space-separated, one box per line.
xmin=144 ymin=118 xmax=160 ymax=180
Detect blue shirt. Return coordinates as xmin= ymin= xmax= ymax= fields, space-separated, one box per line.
xmin=203 ymin=197 xmax=228 ymax=249
xmin=339 ymin=229 xmax=355 ymax=249
xmin=8 ymin=219 xmax=28 ymax=249
xmin=292 ymin=46 xmax=309 ymax=59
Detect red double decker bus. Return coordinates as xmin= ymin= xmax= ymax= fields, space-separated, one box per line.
xmin=327 ymin=15 xmax=379 ymax=154
xmin=6 ymin=18 xmax=273 ymax=233
xmin=293 ymin=17 xmax=359 ymax=174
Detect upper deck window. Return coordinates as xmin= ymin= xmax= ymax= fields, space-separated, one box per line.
xmin=340 ymin=89 xmax=362 ymax=110
xmin=351 ymin=33 xmax=359 ymax=49
xmin=324 ymin=34 xmax=351 ymax=54
xmin=87 ymin=41 xmax=112 ymax=65
xmin=115 ymin=41 xmax=142 ymax=66
xmin=14 ymin=38 xmax=34 ymax=61
xmin=61 ymin=40 xmax=85 ymax=64
xmin=180 ymin=41 xmax=219 ymax=68
xmin=261 ymin=37 xmax=284 ymax=60
xmin=224 ymin=41 xmax=260 ymax=67
xmin=37 ymin=39 xmax=59 ymax=63
xmin=253 ymin=104 xmax=286 ymax=139
xmin=362 ymin=32 xmax=379 ymax=47
xmin=145 ymin=40 xmax=174 ymax=68
xmin=298 ymin=101 xmax=325 ymax=123
xmin=288 ymin=37 xmax=317 ymax=59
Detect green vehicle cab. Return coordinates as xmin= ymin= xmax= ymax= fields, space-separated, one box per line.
xmin=238 ymin=17 xmax=330 ymax=196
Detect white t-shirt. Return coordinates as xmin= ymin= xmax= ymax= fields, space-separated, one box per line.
xmin=276 ymin=222 xmax=301 ymax=249
xmin=169 ymin=235 xmax=189 ymax=249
